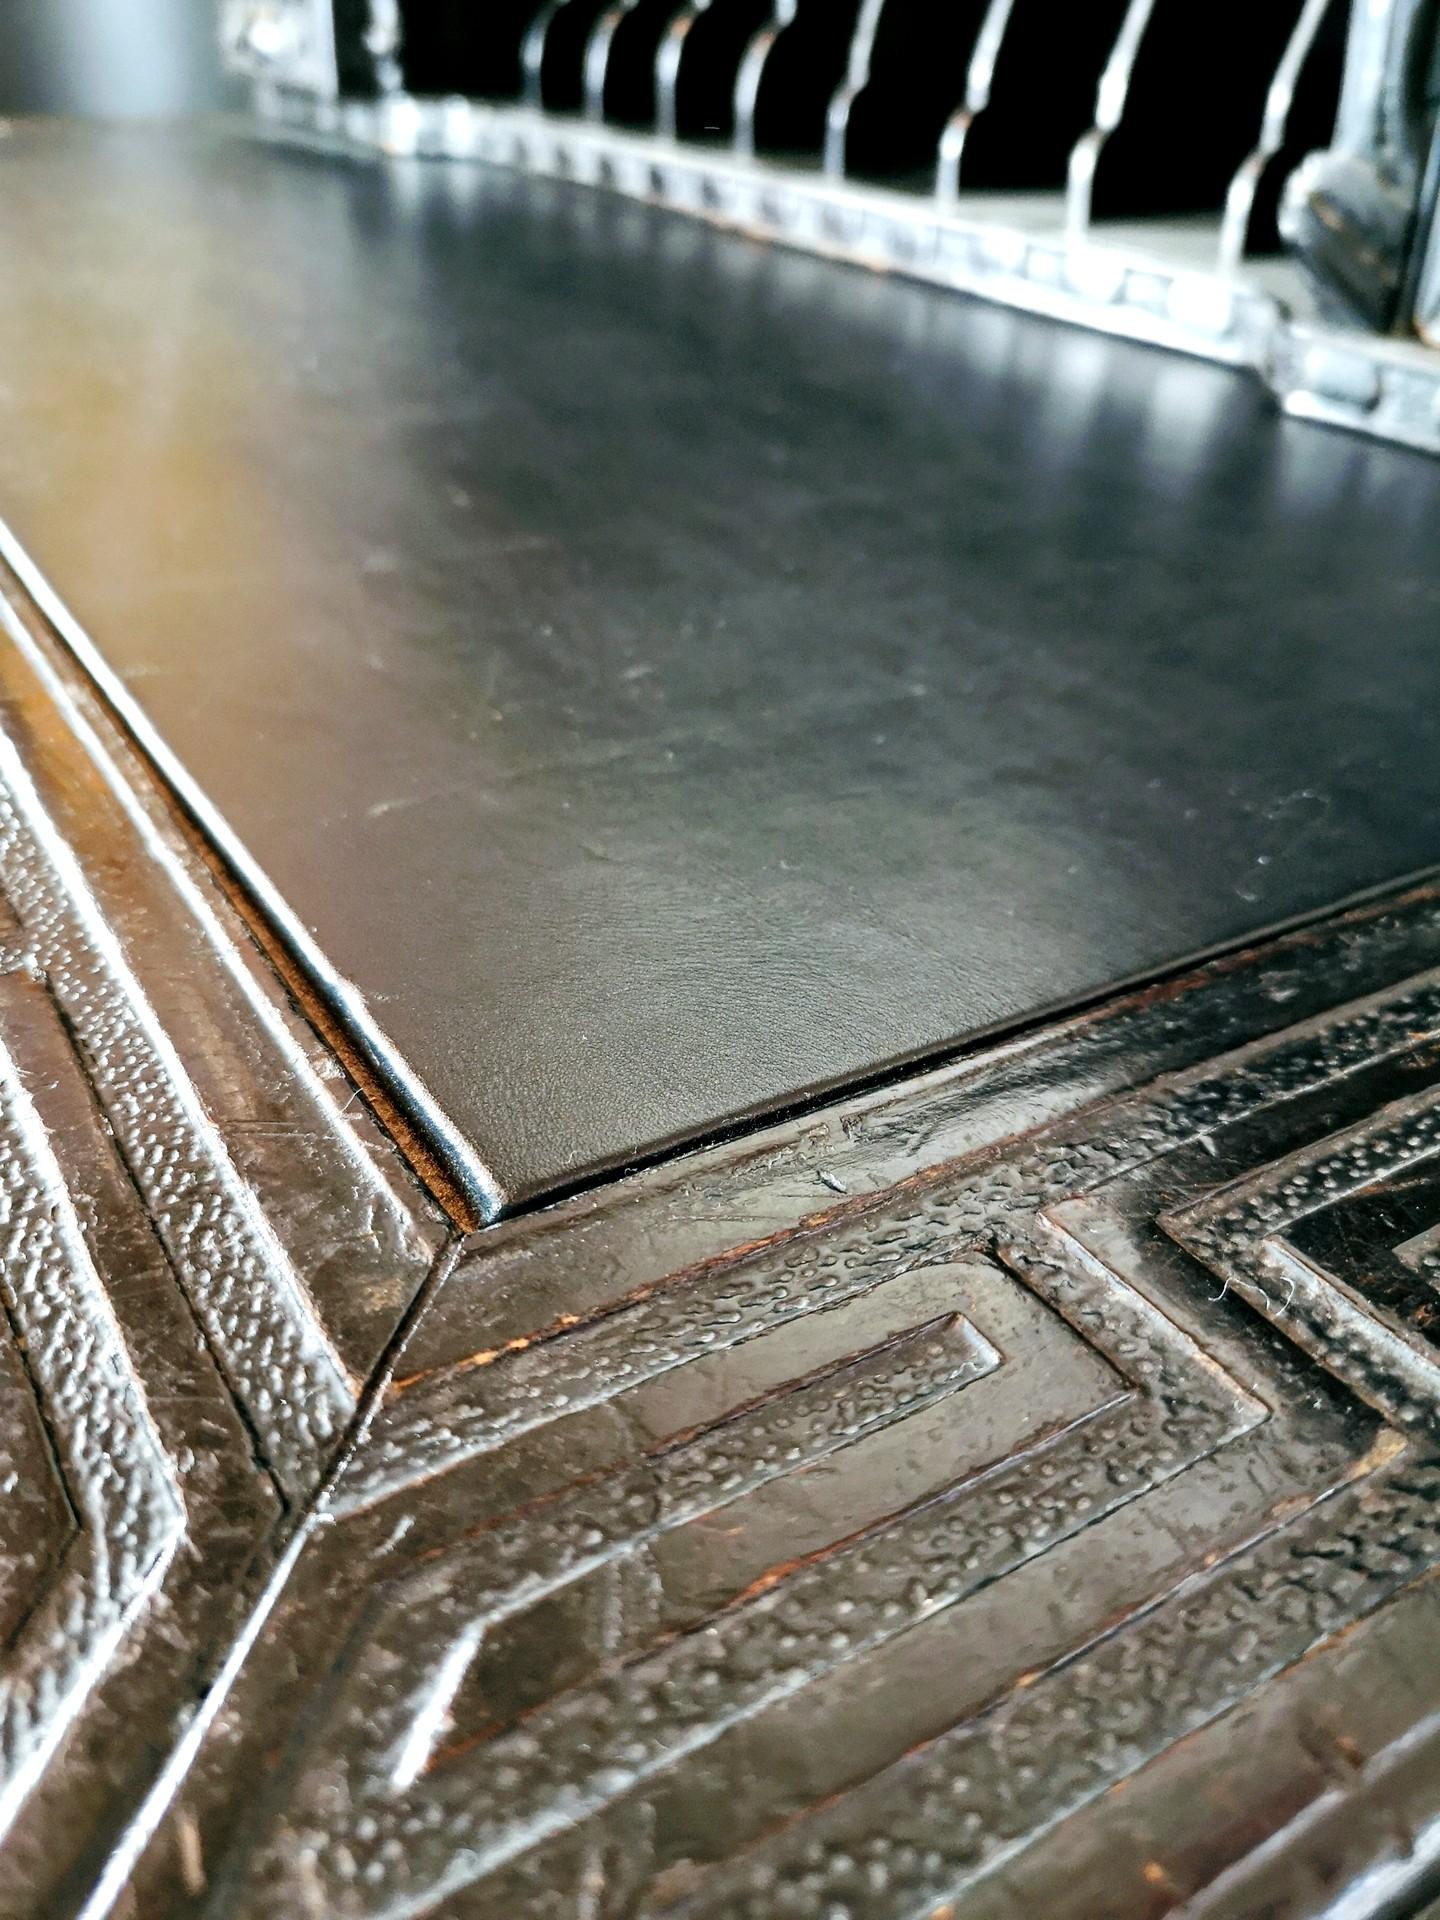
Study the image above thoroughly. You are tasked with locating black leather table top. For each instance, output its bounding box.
[2,119,1440,1218]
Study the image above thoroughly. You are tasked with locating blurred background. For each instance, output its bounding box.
[0,0,226,115]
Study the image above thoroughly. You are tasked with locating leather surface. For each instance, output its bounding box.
[2,120,1440,1215]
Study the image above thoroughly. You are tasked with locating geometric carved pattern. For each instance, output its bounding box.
[0,973,183,1839]
[0,568,443,1918]
[0,731,354,1497]
[4,554,1440,1914]
[129,887,1440,1918]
